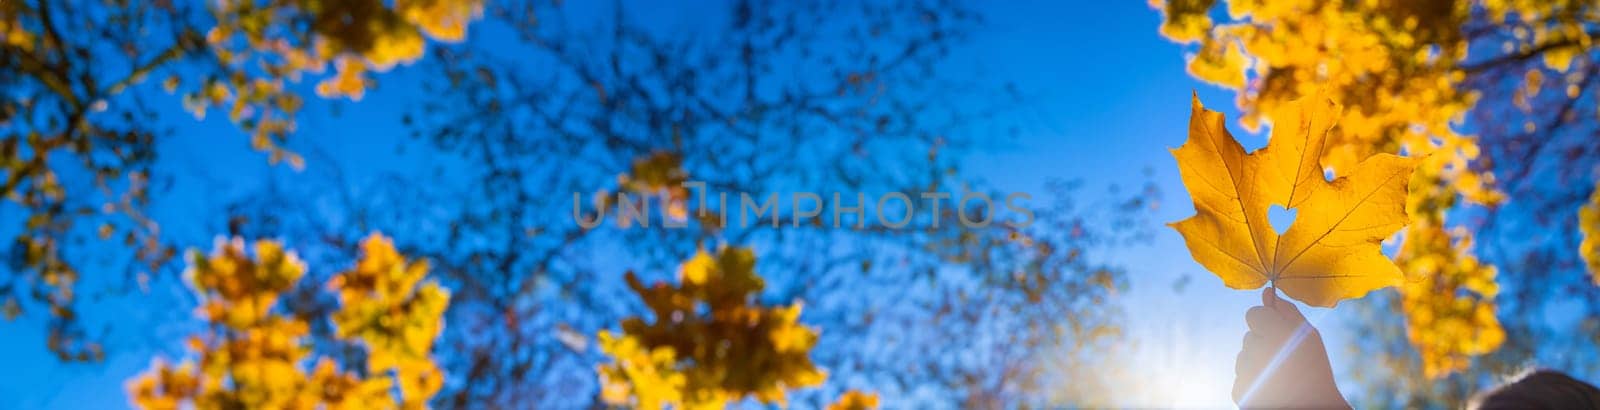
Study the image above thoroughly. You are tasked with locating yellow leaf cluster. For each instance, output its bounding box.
[1153,0,1509,378]
[826,390,881,410]
[1172,92,1416,307]
[128,234,449,410]
[618,151,693,222]
[1187,39,1250,90]
[184,0,484,165]
[1396,221,1504,378]
[328,234,452,407]
[0,12,33,52]
[623,152,690,194]
[1152,0,1217,43]
[597,332,688,409]
[1154,0,1490,201]
[397,0,484,42]
[596,247,826,409]
[1582,183,1600,285]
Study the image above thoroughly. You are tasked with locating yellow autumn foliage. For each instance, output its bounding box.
[1396,221,1504,378]
[619,151,693,222]
[328,234,451,407]
[596,247,826,409]
[1152,0,1518,378]
[184,0,484,166]
[128,234,448,410]
[1582,184,1600,285]
[826,390,881,410]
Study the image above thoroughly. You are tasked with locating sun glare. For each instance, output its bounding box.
[1125,324,1237,409]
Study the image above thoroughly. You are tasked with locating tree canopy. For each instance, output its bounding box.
[4,0,1155,408]
[1156,0,1600,405]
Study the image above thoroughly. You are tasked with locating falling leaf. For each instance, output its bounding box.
[1169,91,1418,307]
[555,323,587,352]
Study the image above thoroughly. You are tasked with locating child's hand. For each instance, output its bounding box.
[1233,287,1350,409]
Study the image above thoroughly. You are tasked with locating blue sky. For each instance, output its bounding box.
[0,1,1384,408]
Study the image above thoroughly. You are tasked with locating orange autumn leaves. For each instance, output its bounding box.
[1151,0,1508,378]
[596,246,878,410]
[186,0,484,167]
[127,234,449,410]
[1172,92,1417,307]
[131,237,875,409]
[204,0,484,102]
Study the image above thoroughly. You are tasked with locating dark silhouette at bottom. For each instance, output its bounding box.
[1233,287,1600,409]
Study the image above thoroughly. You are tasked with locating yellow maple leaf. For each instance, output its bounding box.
[1170,91,1418,306]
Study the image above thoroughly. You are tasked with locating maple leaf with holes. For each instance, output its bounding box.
[1170,91,1417,307]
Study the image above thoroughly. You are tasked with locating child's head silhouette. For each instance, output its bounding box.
[1469,369,1600,410]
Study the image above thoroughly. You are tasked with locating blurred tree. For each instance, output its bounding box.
[595,247,825,409]
[1,0,191,362]
[0,0,479,361]
[595,246,886,409]
[221,0,1159,407]
[1155,0,1600,405]
[127,233,448,410]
